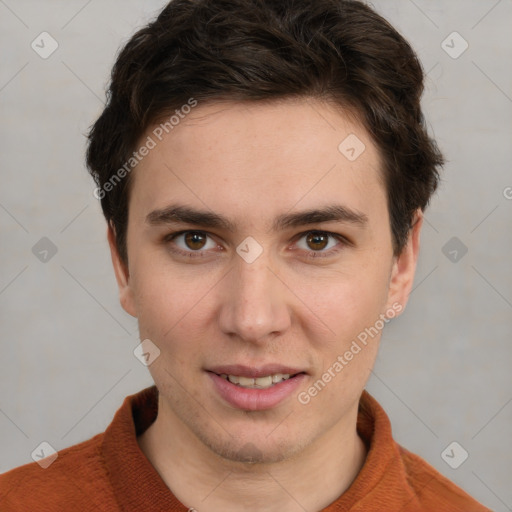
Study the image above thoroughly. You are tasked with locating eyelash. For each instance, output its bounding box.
[163,230,348,260]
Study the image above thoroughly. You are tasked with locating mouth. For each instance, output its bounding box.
[214,372,305,389]
[206,365,307,411]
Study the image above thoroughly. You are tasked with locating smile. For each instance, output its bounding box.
[207,369,307,411]
[219,373,294,389]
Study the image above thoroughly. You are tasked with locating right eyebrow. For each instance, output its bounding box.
[146,204,236,232]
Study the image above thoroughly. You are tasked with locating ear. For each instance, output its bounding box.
[384,210,423,316]
[107,222,137,318]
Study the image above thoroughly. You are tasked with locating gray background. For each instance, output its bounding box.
[1,1,511,510]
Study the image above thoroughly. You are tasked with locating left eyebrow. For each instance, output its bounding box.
[145,203,368,232]
[273,204,368,231]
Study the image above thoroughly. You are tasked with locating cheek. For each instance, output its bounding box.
[308,278,386,396]
[130,266,177,332]
[299,262,391,340]
[129,262,218,345]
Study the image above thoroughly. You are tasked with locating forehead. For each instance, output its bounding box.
[129,98,386,229]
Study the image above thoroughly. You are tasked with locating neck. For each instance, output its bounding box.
[137,396,367,512]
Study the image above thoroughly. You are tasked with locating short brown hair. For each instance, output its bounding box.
[86,0,444,263]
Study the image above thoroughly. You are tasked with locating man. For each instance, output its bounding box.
[0,0,491,510]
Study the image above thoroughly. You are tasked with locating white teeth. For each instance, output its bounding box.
[238,376,255,387]
[222,373,292,389]
[255,376,273,387]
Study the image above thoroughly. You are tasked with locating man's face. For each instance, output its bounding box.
[110,98,419,464]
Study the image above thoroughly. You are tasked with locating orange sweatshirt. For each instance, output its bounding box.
[0,386,491,511]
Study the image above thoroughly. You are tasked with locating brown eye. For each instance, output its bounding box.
[165,230,220,258]
[294,230,345,258]
[305,232,329,251]
[184,231,208,250]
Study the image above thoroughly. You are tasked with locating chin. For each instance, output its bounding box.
[203,434,306,466]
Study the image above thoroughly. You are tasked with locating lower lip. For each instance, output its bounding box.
[207,372,307,411]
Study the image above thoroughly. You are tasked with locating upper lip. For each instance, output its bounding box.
[207,364,306,378]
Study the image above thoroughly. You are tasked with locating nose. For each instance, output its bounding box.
[217,250,292,344]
